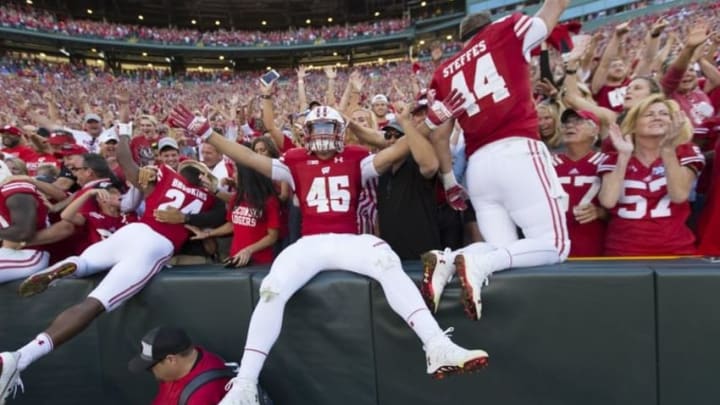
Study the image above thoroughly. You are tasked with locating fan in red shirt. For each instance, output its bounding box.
[128,326,231,405]
[422,0,570,322]
[186,162,281,266]
[169,102,488,403]
[552,109,608,257]
[0,125,39,163]
[598,94,704,256]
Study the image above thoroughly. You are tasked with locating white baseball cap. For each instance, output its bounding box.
[371,94,389,104]
[158,137,179,151]
[98,129,119,144]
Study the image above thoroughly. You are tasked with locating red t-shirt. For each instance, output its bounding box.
[429,13,540,157]
[597,144,704,256]
[1,145,39,164]
[141,165,215,251]
[553,151,608,257]
[151,347,230,405]
[593,78,631,113]
[227,193,281,264]
[130,136,156,167]
[25,153,61,176]
[280,145,371,236]
[661,66,715,128]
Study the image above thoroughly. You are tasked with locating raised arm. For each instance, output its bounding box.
[662,23,710,94]
[591,22,629,95]
[324,66,337,107]
[169,105,273,179]
[633,18,668,77]
[535,0,570,34]
[296,65,308,112]
[396,105,439,179]
[259,82,287,151]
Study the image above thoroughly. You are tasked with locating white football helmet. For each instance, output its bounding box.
[303,106,345,153]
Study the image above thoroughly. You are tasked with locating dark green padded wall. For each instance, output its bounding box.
[1,260,716,405]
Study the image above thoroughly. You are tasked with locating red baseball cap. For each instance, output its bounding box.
[0,125,22,137]
[56,143,88,157]
[561,109,600,127]
[48,130,76,146]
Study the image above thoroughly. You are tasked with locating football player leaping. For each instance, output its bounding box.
[167,97,488,405]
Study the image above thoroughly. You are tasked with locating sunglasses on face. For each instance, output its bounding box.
[384,130,404,140]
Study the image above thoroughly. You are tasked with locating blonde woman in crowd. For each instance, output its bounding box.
[597,94,704,256]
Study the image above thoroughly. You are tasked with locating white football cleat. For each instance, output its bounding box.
[218,376,260,405]
[454,253,492,320]
[420,248,455,313]
[0,352,23,405]
[424,328,488,379]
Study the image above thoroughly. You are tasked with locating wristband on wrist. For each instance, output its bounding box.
[260,95,272,100]
[651,32,661,38]
[118,123,132,137]
[565,69,577,75]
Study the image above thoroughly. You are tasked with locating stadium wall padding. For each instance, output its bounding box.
[1,260,718,405]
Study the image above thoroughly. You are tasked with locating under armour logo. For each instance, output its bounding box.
[334,157,343,163]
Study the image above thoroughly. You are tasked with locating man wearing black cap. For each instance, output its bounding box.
[129,326,231,405]
[376,115,444,260]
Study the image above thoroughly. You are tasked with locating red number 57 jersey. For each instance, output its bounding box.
[430,13,546,157]
[597,144,705,256]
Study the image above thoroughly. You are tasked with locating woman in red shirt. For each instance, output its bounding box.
[187,163,280,266]
[597,94,705,256]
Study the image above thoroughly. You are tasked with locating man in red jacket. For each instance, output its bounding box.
[129,326,231,405]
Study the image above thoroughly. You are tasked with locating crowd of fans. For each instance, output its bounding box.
[0,3,410,46]
[0,2,717,271]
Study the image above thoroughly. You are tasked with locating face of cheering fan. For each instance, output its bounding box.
[635,102,671,138]
[624,78,654,109]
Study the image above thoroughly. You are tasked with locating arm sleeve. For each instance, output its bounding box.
[520,17,549,61]
[360,154,380,185]
[188,197,227,228]
[271,159,295,190]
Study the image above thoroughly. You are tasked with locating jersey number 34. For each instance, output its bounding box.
[451,54,510,116]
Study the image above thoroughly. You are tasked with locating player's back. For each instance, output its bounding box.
[430,13,540,157]
[142,165,215,250]
[0,180,48,232]
[282,145,370,236]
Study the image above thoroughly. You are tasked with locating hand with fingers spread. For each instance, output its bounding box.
[424,88,466,130]
[686,22,710,48]
[660,111,686,151]
[296,65,307,80]
[323,66,337,80]
[168,104,213,141]
[608,123,633,155]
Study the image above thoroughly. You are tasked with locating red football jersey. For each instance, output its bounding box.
[0,181,48,233]
[553,151,608,257]
[72,200,130,255]
[1,145,39,164]
[227,194,281,264]
[280,145,372,235]
[141,165,215,251]
[597,144,705,256]
[593,78,630,113]
[429,13,543,157]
